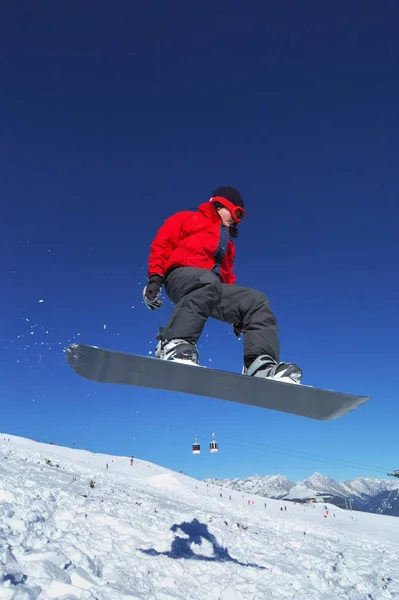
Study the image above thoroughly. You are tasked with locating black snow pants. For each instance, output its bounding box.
[158,267,280,362]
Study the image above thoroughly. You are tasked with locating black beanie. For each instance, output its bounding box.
[212,186,244,208]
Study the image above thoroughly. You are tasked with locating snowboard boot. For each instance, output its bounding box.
[155,338,199,366]
[244,354,302,384]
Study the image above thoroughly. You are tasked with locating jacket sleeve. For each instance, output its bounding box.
[148,212,186,277]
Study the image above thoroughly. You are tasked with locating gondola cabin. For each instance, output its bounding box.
[192,436,200,454]
[209,440,218,453]
[192,442,200,454]
[209,432,218,453]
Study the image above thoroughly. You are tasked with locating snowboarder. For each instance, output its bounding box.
[143,187,301,383]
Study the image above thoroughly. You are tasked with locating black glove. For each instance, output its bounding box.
[143,274,164,311]
[233,322,244,338]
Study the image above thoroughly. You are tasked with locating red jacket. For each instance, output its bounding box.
[148,202,236,284]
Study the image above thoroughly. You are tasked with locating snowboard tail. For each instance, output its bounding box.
[66,344,370,421]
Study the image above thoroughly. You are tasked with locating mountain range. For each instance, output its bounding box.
[204,472,399,516]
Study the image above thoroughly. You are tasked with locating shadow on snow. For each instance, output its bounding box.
[140,518,265,569]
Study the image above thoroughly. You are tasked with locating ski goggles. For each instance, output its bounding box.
[210,196,246,222]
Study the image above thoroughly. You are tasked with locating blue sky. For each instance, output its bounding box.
[1,2,398,483]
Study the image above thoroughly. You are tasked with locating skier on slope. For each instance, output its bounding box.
[143,187,301,384]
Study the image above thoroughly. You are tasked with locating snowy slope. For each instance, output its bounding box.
[1,434,399,600]
[284,484,319,500]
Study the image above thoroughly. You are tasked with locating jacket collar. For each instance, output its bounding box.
[197,201,221,223]
[197,202,239,238]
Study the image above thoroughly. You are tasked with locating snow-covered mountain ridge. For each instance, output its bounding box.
[205,472,399,516]
[1,433,399,599]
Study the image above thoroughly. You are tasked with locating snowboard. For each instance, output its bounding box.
[66,344,370,421]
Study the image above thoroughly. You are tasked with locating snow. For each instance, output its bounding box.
[284,484,319,500]
[1,435,399,600]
